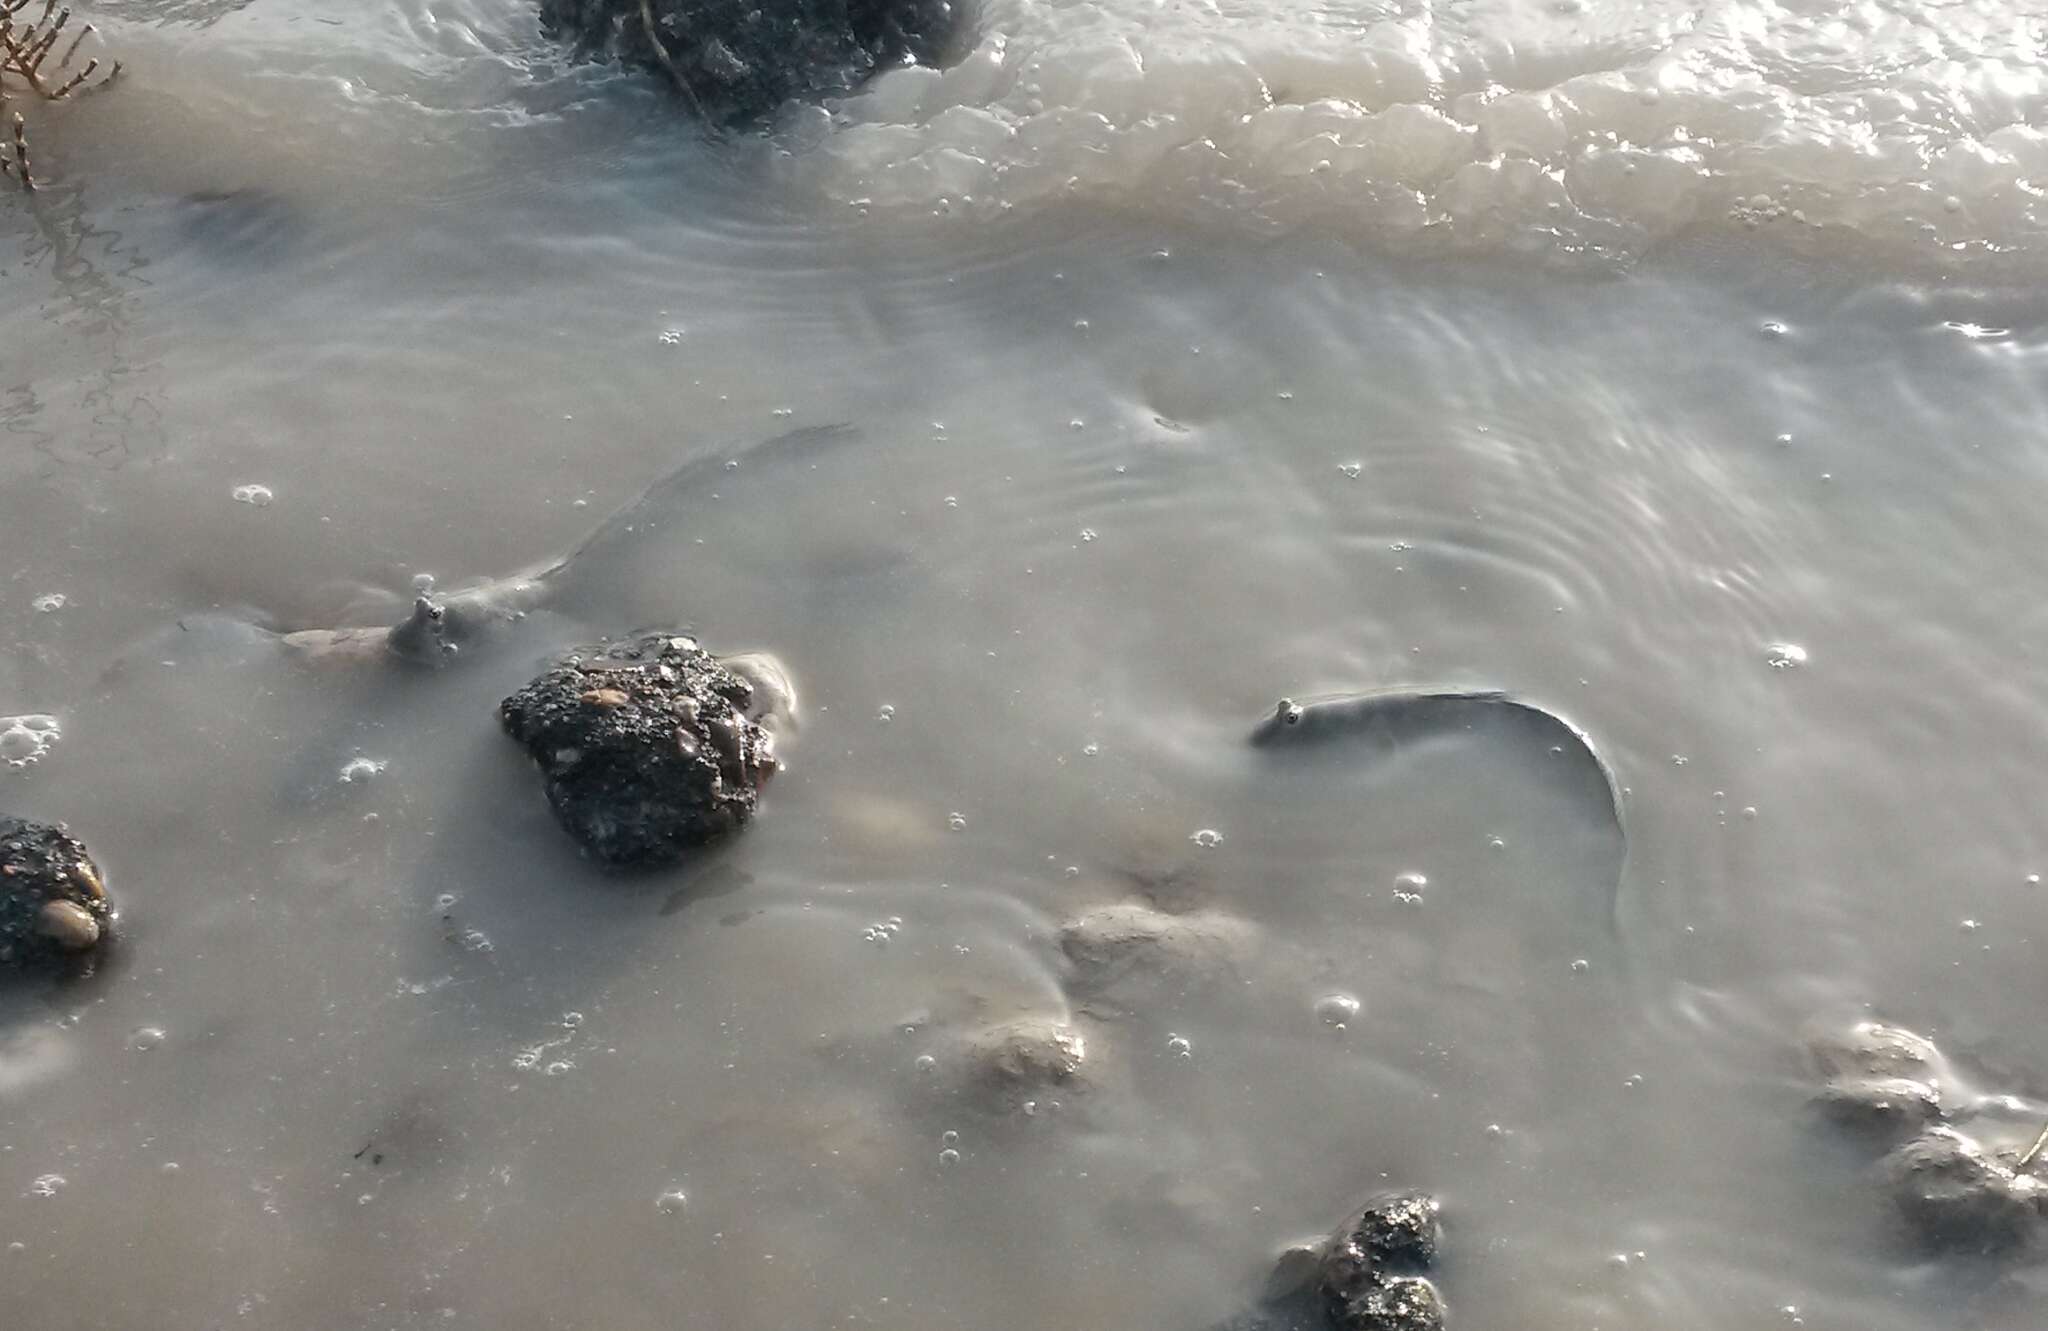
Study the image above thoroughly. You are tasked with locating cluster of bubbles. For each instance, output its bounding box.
[1764,642,1808,669]
[1391,871,1427,905]
[230,483,275,507]
[30,593,65,613]
[863,915,905,945]
[338,756,387,784]
[512,1012,585,1075]
[1189,828,1224,849]
[0,714,60,769]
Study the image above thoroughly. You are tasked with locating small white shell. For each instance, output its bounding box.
[37,899,100,951]
[718,652,799,731]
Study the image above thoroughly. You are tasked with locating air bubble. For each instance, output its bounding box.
[656,1188,689,1214]
[230,484,275,506]
[1166,1034,1193,1059]
[1764,642,1808,669]
[1079,528,1098,543]
[1392,871,1427,904]
[947,812,967,832]
[1570,958,1591,973]
[30,594,65,613]
[339,757,387,784]
[938,1148,961,1167]
[1081,742,1100,757]
[27,1175,64,1198]
[1189,828,1223,849]
[1315,993,1361,1027]
[129,1026,166,1052]
[914,1054,937,1074]
[1337,462,1363,479]
[877,704,896,723]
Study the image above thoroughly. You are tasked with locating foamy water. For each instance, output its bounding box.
[797,0,2048,268]
[4,1,2048,1329]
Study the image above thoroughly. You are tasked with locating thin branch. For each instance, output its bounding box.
[10,111,31,191]
[635,0,704,120]
[2018,1117,2048,1173]
[58,18,87,67]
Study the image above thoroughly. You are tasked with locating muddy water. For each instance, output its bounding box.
[6,0,2048,1327]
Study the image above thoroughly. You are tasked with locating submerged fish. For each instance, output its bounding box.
[1250,685,1627,917]
[270,423,865,679]
[1251,687,1624,835]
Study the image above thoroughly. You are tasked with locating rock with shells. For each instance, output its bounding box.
[1,0,122,192]
[0,816,112,965]
[498,633,785,868]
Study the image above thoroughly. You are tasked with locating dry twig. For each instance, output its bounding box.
[2018,1117,2048,1173]
[0,0,121,190]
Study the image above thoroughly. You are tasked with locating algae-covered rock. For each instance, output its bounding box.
[0,817,113,966]
[498,634,780,868]
[537,0,961,126]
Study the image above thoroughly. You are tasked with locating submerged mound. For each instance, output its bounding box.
[537,0,961,125]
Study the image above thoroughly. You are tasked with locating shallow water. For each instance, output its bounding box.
[6,0,2048,1327]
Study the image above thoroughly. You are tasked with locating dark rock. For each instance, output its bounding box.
[498,634,778,868]
[1330,1277,1447,1331]
[0,817,113,966]
[536,0,963,126]
[1882,1126,2046,1255]
[1320,1192,1445,1331]
[1210,1192,1448,1331]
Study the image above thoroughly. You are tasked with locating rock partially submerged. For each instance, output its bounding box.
[911,1013,1092,1117]
[498,634,781,868]
[1884,1125,2046,1254]
[1806,1019,2048,1255]
[537,0,961,126]
[1318,1193,1448,1331]
[1223,1192,1448,1331]
[0,817,113,966]
[1058,901,1257,1000]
